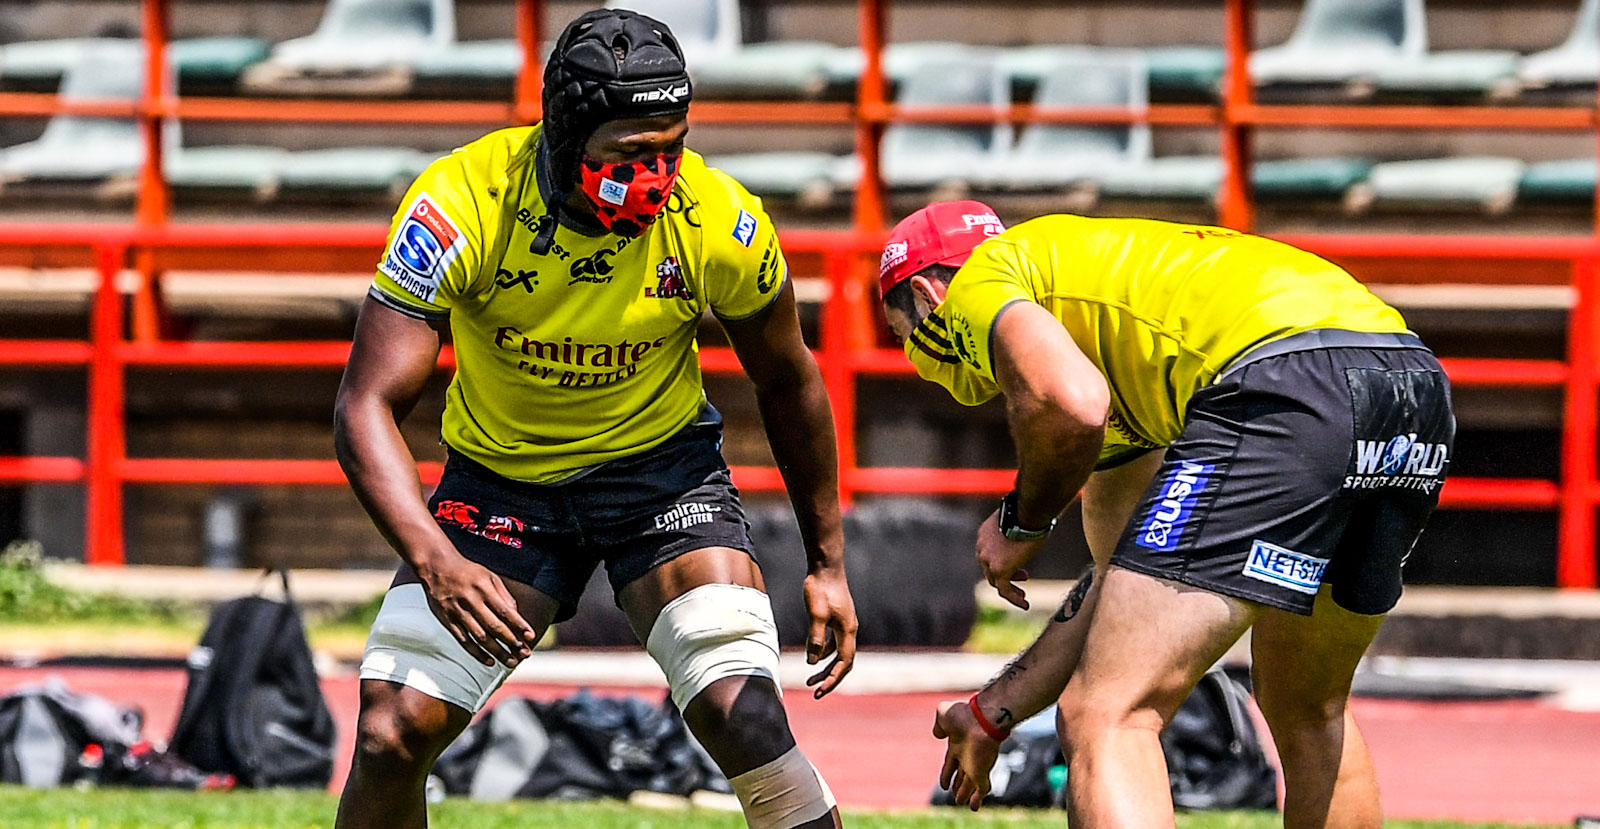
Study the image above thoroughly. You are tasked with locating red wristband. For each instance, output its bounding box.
[967,694,1011,742]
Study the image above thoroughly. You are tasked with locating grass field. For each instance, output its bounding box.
[0,787,1567,829]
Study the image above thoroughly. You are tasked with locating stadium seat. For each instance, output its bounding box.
[1251,0,1427,87]
[245,0,454,91]
[703,152,839,204]
[411,39,521,82]
[1145,46,1226,101]
[1097,156,1372,202]
[1373,50,1522,99]
[1519,158,1598,204]
[1520,0,1600,89]
[982,48,1151,191]
[1351,156,1527,214]
[822,42,973,89]
[608,0,740,66]
[0,37,267,89]
[274,147,433,196]
[0,40,177,185]
[165,146,287,195]
[859,48,1011,190]
[694,41,841,99]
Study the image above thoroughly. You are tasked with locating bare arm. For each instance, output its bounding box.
[335,297,533,667]
[720,281,858,697]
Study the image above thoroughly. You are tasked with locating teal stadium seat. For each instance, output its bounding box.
[1373,49,1521,100]
[165,146,287,195]
[983,49,1151,190]
[1145,47,1226,101]
[1097,156,1372,202]
[1353,156,1527,214]
[244,0,454,93]
[0,40,177,185]
[275,147,433,197]
[0,37,267,88]
[1519,159,1598,205]
[1251,0,1427,88]
[1520,0,1599,90]
[865,48,1011,190]
[412,39,521,82]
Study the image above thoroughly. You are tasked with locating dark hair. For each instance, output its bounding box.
[882,263,958,319]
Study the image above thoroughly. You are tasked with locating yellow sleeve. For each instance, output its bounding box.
[697,169,787,321]
[370,152,484,321]
[940,239,1039,383]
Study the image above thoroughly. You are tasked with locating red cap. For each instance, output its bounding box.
[878,200,1005,298]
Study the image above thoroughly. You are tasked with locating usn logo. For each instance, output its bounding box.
[1241,540,1328,595]
[1135,460,1214,553]
[733,209,758,247]
[379,192,464,303]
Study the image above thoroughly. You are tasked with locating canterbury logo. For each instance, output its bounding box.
[631,83,689,104]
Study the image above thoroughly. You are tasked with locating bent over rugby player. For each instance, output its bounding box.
[334,11,856,829]
[882,202,1453,827]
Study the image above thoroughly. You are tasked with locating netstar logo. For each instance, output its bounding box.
[1136,460,1213,553]
[1241,540,1328,595]
[963,213,1004,235]
[631,83,689,104]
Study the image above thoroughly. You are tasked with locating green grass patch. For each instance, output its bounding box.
[0,543,188,626]
[966,604,1047,655]
[0,786,1564,829]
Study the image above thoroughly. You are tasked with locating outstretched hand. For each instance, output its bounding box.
[933,700,1004,811]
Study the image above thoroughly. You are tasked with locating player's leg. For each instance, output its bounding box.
[1250,588,1384,829]
[1057,566,1259,828]
[619,546,839,829]
[337,566,562,829]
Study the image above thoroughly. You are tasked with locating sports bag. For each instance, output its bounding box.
[0,677,141,787]
[432,690,728,801]
[169,570,335,788]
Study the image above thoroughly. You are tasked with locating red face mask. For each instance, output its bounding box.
[578,153,681,237]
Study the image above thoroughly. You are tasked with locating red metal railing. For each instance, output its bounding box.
[0,0,1596,585]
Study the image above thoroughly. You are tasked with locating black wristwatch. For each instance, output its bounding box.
[998,490,1056,541]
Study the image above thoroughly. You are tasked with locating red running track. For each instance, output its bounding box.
[2,666,1596,825]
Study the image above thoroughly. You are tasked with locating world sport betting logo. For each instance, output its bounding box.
[1343,432,1449,493]
[380,192,465,303]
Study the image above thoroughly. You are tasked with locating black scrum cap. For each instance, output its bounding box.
[541,9,692,200]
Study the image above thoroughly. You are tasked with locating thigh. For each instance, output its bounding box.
[1250,586,1385,719]
[1067,564,1258,721]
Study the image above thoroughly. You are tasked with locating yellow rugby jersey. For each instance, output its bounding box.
[370,125,787,483]
[919,215,1409,464]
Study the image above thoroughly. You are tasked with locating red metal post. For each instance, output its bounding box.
[820,250,859,507]
[1558,259,1599,588]
[851,0,888,232]
[1218,0,1254,230]
[513,0,544,124]
[86,244,128,566]
[132,0,172,343]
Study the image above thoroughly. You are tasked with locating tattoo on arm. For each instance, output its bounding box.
[995,707,1014,726]
[998,661,1027,683]
[1051,568,1094,624]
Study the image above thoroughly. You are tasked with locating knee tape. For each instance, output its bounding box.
[729,746,837,829]
[644,583,782,711]
[359,583,510,713]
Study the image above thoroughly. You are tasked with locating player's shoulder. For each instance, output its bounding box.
[415,125,537,190]
[676,150,773,257]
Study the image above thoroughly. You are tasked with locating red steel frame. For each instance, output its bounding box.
[0,0,1596,586]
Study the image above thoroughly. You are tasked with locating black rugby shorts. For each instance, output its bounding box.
[1110,331,1456,616]
[425,408,755,623]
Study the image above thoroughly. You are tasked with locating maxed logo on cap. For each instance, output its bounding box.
[379,192,465,303]
[1344,432,1449,493]
[733,209,758,247]
[631,83,689,104]
[1135,459,1214,553]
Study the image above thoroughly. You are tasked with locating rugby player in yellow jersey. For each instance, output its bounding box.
[333,11,855,829]
[881,202,1454,827]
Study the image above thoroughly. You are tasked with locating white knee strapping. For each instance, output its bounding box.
[644,583,782,711]
[359,583,510,713]
[728,746,837,829]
